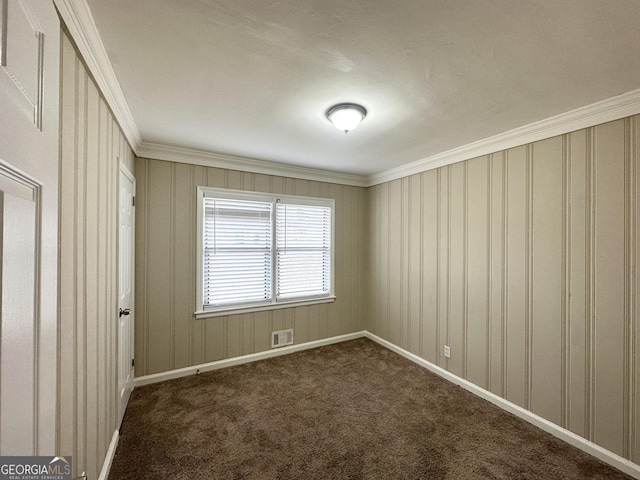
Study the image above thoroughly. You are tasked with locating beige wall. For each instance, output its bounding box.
[58,32,135,479]
[367,116,639,462]
[135,158,367,376]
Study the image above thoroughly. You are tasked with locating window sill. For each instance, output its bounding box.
[194,296,336,319]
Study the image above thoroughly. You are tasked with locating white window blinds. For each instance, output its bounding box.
[203,197,272,307]
[276,202,331,299]
[198,187,334,315]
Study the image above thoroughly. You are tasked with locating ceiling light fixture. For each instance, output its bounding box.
[326,103,367,134]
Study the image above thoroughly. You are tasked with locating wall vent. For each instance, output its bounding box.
[271,328,294,348]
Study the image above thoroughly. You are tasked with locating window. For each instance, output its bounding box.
[196,187,334,317]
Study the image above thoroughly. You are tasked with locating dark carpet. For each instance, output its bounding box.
[109,338,633,479]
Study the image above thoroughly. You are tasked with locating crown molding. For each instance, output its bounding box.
[367,88,640,186]
[54,0,142,151]
[137,142,368,187]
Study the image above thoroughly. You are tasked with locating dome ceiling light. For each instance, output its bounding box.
[326,103,367,134]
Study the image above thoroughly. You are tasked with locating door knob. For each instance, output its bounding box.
[119,308,131,317]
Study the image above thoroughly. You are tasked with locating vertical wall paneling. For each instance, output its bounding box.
[108,119,116,434]
[408,175,421,356]
[624,115,636,461]
[136,157,148,374]
[401,178,410,350]
[369,185,378,336]
[593,120,626,456]
[58,32,135,479]
[388,180,402,347]
[381,183,389,340]
[57,33,75,460]
[367,114,640,465]
[530,137,563,425]
[334,186,348,338]
[327,183,344,338]
[356,184,367,333]
[525,145,533,412]
[634,116,640,463]
[587,126,596,442]
[344,184,353,335]
[562,134,570,429]
[448,163,465,376]
[77,59,88,472]
[373,184,382,337]
[505,146,527,408]
[173,164,193,369]
[370,184,378,337]
[488,153,505,395]
[136,158,367,375]
[169,164,176,368]
[568,129,587,438]
[462,162,469,380]
[84,76,99,477]
[146,161,172,372]
[97,89,107,460]
[422,171,438,363]
[500,153,508,397]
[227,315,242,359]
[466,157,489,389]
[438,169,448,368]
[254,311,271,352]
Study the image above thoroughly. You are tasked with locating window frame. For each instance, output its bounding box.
[195,186,335,319]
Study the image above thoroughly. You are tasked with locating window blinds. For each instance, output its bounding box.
[203,197,272,307]
[200,190,333,313]
[275,202,331,299]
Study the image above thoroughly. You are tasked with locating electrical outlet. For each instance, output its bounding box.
[444,345,451,358]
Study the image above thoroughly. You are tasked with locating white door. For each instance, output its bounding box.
[118,165,135,425]
[0,0,59,455]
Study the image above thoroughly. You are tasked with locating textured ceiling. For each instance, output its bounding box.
[85,0,640,176]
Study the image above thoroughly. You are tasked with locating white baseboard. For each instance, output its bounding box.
[134,331,366,387]
[98,429,119,480]
[365,331,640,480]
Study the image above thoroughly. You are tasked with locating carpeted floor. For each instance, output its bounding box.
[109,338,633,479]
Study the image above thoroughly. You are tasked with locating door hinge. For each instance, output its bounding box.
[131,358,135,368]
[132,196,135,207]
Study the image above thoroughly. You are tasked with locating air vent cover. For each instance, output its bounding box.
[271,328,294,348]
